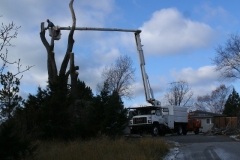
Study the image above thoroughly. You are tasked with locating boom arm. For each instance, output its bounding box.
[134,32,161,107]
[48,25,161,106]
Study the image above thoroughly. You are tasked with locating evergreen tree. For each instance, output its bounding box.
[40,76,72,139]
[92,81,128,136]
[102,90,128,136]
[69,79,95,138]
[223,88,240,116]
[0,72,23,119]
[15,87,50,139]
[76,79,93,100]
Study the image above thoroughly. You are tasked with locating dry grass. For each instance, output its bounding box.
[25,137,171,160]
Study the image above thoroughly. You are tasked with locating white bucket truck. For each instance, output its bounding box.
[128,32,188,136]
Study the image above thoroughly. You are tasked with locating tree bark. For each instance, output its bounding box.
[40,23,58,84]
[60,0,76,76]
[70,52,79,98]
[39,0,78,98]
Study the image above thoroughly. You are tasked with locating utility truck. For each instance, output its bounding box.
[128,32,189,136]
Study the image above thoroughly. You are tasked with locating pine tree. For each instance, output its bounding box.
[88,82,128,137]
[102,90,128,136]
[0,72,23,119]
[223,88,240,116]
[69,79,95,138]
[76,79,93,100]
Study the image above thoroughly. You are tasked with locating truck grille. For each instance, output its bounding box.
[133,117,147,124]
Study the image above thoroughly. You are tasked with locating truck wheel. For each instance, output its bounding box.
[177,125,183,135]
[152,125,159,136]
[194,128,199,135]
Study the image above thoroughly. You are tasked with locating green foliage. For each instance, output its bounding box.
[102,90,128,136]
[223,88,240,116]
[0,120,33,160]
[14,87,51,140]
[90,81,128,137]
[2,76,127,142]
[76,79,93,100]
[0,72,23,119]
[38,76,73,139]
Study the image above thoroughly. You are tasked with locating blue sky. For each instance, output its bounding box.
[1,0,240,107]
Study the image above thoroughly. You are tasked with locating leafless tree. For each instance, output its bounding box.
[0,18,32,77]
[97,55,135,99]
[39,0,79,98]
[195,84,230,113]
[164,80,193,106]
[213,34,240,80]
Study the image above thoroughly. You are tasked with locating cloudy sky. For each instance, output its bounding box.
[1,0,240,107]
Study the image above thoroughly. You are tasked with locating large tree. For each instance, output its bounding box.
[223,88,240,116]
[213,34,240,80]
[40,0,79,99]
[0,17,33,160]
[195,84,230,113]
[0,17,32,120]
[164,80,193,106]
[98,55,135,99]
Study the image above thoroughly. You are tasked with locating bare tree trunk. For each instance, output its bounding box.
[40,23,58,84]
[39,0,78,98]
[60,0,76,76]
[70,53,79,98]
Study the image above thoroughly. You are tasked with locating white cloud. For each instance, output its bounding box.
[170,65,220,85]
[169,65,231,101]
[140,8,217,56]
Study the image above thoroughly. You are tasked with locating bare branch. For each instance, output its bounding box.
[164,80,193,106]
[1,18,33,77]
[99,55,136,99]
[195,84,230,113]
[213,34,240,80]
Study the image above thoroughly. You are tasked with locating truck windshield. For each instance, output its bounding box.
[137,109,161,115]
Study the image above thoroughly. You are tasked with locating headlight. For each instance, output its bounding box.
[148,120,152,123]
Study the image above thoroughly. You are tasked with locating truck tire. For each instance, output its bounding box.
[152,125,159,136]
[194,128,199,135]
[177,125,183,135]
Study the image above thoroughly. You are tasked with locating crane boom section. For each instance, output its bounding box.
[134,33,161,107]
[59,27,141,33]
[49,24,160,106]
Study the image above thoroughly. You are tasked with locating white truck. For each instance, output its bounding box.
[128,106,188,136]
[128,32,188,136]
